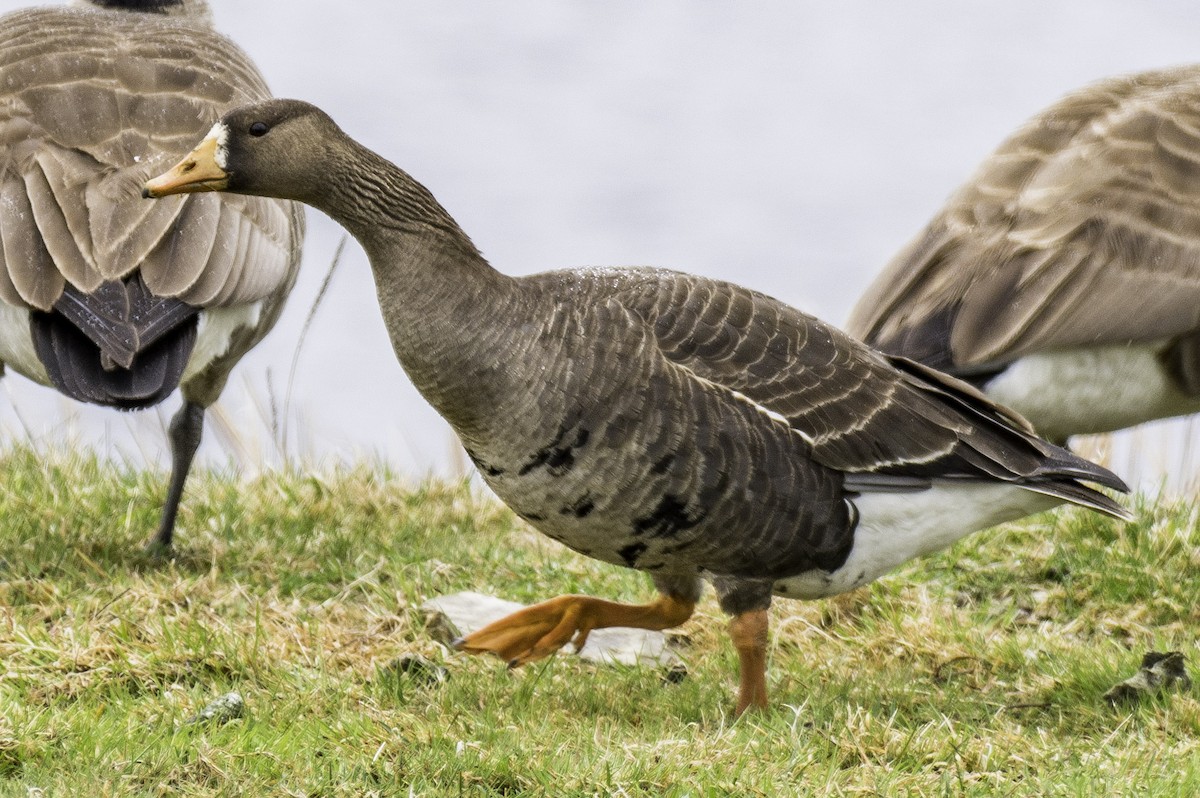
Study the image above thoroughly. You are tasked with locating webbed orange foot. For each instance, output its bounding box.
[454,593,695,667]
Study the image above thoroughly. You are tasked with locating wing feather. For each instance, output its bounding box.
[0,7,299,314]
[22,155,100,291]
[169,201,243,305]
[201,196,299,306]
[0,171,64,309]
[139,191,222,298]
[605,270,1125,502]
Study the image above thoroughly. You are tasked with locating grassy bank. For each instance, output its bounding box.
[0,447,1196,796]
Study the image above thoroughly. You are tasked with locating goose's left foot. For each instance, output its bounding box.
[454,593,695,667]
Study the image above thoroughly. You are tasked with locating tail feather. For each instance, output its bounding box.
[30,308,197,409]
[1019,479,1132,521]
[1033,446,1130,495]
[888,353,1132,515]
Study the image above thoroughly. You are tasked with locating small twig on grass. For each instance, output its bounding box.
[4,380,38,447]
[71,547,109,580]
[932,655,988,683]
[319,556,386,608]
[95,587,133,616]
[997,701,1052,713]
[280,234,349,462]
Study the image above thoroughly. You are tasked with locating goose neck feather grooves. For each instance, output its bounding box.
[315,137,519,437]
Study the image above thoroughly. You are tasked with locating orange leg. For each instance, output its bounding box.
[454,593,695,667]
[729,608,769,715]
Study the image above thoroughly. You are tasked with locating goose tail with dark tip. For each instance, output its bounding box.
[1023,439,1132,521]
[1020,478,1132,522]
[1034,445,1129,494]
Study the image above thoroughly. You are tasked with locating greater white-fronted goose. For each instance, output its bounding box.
[144,100,1130,714]
[0,0,304,549]
[848,66,1200,443]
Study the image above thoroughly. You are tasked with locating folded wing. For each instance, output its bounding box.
[609,270,1128,518]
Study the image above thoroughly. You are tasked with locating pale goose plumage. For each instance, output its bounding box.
[0,0,304,548]
[848,65,1200,442]
[144,100,1129,714]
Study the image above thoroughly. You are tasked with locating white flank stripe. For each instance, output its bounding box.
[772,482,1059,600]
[181,301,263,382]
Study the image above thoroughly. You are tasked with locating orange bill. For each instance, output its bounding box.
[143,134,228,197]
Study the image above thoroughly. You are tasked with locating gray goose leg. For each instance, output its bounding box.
[148,399,204,552]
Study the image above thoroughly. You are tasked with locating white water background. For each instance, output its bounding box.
[2,1,1200,493]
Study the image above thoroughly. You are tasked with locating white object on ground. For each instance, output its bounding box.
[422,591,683,668]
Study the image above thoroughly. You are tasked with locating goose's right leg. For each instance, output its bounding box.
[147,399,204,552]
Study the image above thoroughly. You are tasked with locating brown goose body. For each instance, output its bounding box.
[144,99,1129,713]
[0,1,304,547]
[848,65,1200,441]
[445,266,1118,587]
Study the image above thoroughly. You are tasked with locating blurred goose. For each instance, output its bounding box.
[0,0,304,549]
[849,65,1200,443]
[144,99,1129,714]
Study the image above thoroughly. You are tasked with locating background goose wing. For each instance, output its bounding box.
[0,8,298,313]
[847,64,1200,371]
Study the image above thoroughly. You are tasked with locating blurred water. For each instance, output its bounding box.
[2,0,1200,491]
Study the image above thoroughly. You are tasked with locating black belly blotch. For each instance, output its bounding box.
[519,425,591,477]
[632,494,703,539]
[618,541,648,566]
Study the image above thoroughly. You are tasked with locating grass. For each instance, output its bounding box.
[0,447,1196,797]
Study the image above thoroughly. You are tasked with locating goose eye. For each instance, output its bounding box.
[249,122,269,137]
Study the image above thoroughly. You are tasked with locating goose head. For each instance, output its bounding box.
[144,99,342,205]
[75,0,213,22]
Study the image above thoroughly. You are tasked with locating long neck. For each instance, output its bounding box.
[307,136,521,437]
